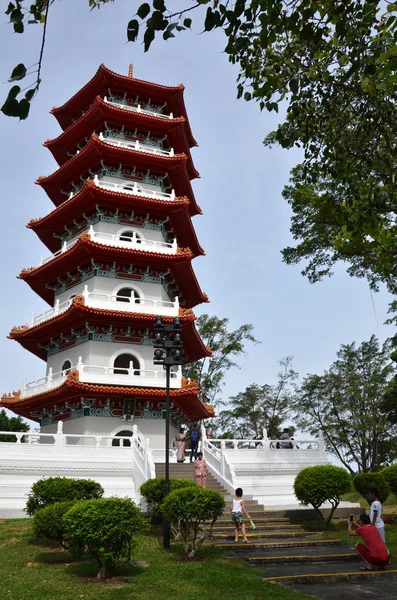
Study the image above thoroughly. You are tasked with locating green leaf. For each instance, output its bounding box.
[244,91,251,101]
[9,64,27,82]
[163,28,175,40]
[289,78,299,94]
[143,27,155,52]
[153,0,165,10]
[387,3,397,13]
[183,18,192,28]
[13,20,24,33]
[137,3,150,19]
[1,95,20,118]
[127,19,139,42]
[19,98,30,120]
[10,8,23,23]
[338,55,349,67]
[5,3,15,16]
[204,7,216,31]
[25,89,35,101]
[8,85,21,99]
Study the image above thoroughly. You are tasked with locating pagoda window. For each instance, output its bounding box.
[113,353,140,376]
[61,360,72,375]
[119,230,142,244]
[116,287,140,305]
[111,430,133,447]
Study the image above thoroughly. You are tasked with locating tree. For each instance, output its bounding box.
[0,409,29,442]
[294,465,351,528]
[217,356,297,439]
[353,472,390,504]
[182,314,259,410]
[293,336,397,474]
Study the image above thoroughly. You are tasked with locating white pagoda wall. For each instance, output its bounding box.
[40,418,178,449]
[56,277,171,305]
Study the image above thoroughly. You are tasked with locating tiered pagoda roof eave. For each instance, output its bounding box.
[36,135,199,211]
[18,233,208,308]
[27,180,204,253]
[0,377,215,422]
[44,96,199,179]
[8,298,211,363]
[51,64,198,147]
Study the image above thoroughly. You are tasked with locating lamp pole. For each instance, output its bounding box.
[153,316,184,550]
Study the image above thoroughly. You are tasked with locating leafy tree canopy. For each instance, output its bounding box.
[293,335,397,474]
[0,409,29,442]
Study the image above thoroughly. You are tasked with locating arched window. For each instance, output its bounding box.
[112,430,133,447]
[116,287,140,304]
[61,360,72,375]
[119,230,141,244]
[113,353,140,376]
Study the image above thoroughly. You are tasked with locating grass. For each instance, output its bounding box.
[342,491,397,513]
[0,519,313,600]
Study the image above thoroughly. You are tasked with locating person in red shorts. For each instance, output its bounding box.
[348,513,390,570]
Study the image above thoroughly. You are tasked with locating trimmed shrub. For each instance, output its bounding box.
[140,477,198,515]
[161,487,225,558]
[64,497,150,579]
[353,472,390,504]
[33,501,82,553]
[26,477,104,516]
[294,465,351,527]
[382,464,397,496]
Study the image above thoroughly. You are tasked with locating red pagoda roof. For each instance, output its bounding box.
[27,180,203,254]
[8,296,211,363]
[1,374,215,422]
[51,64,197,148]
[37,135,198,211]
[45,96,199,179]
[19,232,208,308]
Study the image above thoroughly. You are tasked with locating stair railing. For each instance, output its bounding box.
[201,426,236,494]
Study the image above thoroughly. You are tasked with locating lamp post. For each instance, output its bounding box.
[153,316,184,550]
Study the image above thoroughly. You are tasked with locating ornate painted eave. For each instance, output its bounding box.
[1,375,214,422]
[8,296,211,363]
[44,96,199,179]
[27,180,204,253]
[18,232,207,308]
[36,135,197,210]
[51,64,198,147]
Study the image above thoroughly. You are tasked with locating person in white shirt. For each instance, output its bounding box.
[230,488,251,543]
[369,487,386,545]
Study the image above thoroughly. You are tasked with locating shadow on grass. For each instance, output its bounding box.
[67,560,147,581]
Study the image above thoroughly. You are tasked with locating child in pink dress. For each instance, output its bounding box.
[194,452,209,487]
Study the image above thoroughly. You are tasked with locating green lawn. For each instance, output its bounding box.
[342,491,397,513]
[0,519,313,600]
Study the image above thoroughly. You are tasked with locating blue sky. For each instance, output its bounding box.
[0,1,392,429]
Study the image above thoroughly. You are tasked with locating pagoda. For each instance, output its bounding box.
[1,64,214,448]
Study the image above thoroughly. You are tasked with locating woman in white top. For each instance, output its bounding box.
[369,487,386,545]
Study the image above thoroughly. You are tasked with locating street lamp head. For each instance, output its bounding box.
[173,317,181,326]
[155,316,164,326]
[154,348,164,360]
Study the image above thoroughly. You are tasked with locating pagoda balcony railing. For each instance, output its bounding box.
[103,96,174,120]
[31,288,179,327]
[88,227,177,254]
[22,358,182,398]
[98,132,174,157]
[93,175,176,201]
[36,228,177,271]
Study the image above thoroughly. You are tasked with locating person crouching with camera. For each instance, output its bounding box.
[348,513,390,571]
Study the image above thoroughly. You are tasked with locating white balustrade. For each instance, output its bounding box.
[99,132,175,157]
[39,238,78,266]
[31,298,73,326]
[88,227,177,255]
[20,359,182,398]
[84,287,179,317]
[93,175,176,201]
[201,429,236,494]
[208,438,320,451]
[103,96,174,120]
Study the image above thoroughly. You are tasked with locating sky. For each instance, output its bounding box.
[0,0,393,431]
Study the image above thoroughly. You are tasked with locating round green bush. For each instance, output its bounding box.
[64,497,150,578]
[161,487,225,557]
[26,477,104,516]
[382,464,397,496]
[33,501,80,551]
[294,465,351,526]
[140,477,197,515]
[353,472,390,504]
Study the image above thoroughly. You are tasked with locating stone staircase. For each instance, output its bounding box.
[159,463,397,599]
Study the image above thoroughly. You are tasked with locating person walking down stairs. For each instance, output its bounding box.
[194,452,208,487]
[231,488,251,544]
[176,428,187,463]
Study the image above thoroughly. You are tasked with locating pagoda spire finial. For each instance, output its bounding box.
[128,64,133,78]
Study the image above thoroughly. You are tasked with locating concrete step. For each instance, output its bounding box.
[213,530,311,540]
[292,576,397,599]
[209,524,303,532]
[261,564,397,585]
[247,547,361,564]
[215,539,342,552]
